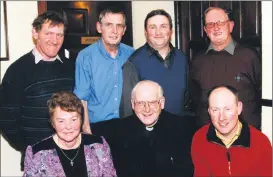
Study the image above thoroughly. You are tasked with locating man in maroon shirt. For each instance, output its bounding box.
[190,7,261,130]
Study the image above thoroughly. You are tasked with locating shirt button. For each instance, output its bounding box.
[115,98,117,101]
[114,85,117,88]
[114,72,117,74]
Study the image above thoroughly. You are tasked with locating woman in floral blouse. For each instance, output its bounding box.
[23,91,116,177]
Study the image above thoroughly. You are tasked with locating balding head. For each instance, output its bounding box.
[131,80,165,126]
[131,80,164,101]
[207,85,243,139]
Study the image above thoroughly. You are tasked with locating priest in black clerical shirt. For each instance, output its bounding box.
[92,80,195,177]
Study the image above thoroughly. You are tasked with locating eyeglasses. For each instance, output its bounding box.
[134,99,161,109]
[101,22,125,31]
[205,20,230,29]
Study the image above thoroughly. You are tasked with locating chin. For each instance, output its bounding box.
[217,127,232,134]
[144,120,156,126]
[60,133,79,141]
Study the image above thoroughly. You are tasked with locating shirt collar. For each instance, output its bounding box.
[215,121,242,147]
[145,42,175,69]
[146,42,175,57]
[205,38,236,55]
[98,38,121,60]
[32,47,62,64]
[206,119,250,148]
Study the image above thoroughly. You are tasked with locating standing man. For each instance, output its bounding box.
[0,11,75,169]
[128,9,188,117]
[191,85,272,177]
[190,7,261,129]
[74,8,134,132]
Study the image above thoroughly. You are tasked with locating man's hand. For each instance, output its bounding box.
[82,123,92,134]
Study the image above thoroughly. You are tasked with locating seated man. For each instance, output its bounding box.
[191,85,272,177]
[92,80,195,177]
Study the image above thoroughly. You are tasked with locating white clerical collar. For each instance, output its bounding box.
[32,47,62,64]
[145,118,159,131]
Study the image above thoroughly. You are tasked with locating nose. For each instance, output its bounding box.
[143,103,151,112]
[112,25,118,34]
[219,110,225,121]
[155,28,160,35]
[50,34,58,44]
[65,121,72,129]
[213,23,220,30]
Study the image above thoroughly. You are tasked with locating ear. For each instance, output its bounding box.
[237,101,243,115]
[122,25,127,35]
[160,96,165,109]
[228,20,235,33]
[204,26,208,36]
[50,118,55,129]
[131,99,135,110]
[96,22,102,34]
[144,28,148,38]
[32,28,39,40]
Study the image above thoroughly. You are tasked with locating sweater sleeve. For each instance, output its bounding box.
[0,63,25,151]
[258,134,272,176]
[248,49,261,97]
[191,132,211,177]
[189,57,202,111]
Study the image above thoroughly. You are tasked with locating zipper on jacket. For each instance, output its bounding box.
[226,150,232,176]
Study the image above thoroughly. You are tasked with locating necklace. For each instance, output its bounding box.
[57,137,81,167]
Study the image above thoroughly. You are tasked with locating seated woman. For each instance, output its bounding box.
[23,91,116,177]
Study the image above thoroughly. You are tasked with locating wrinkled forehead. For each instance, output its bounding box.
[205,9,229,22]
[135,85,159,101]
[41,20,64,31]
[101,12,125,23]
[208,88,237,106]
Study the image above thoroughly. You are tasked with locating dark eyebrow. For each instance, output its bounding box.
[56,116,78,119]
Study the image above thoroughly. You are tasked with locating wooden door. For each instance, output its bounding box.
[38,1,133,60]
[174,1,261,61]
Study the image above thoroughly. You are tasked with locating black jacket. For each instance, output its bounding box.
[119,60,139,118]
[92,111,195,177]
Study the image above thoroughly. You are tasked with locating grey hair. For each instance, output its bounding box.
[203,7,233,25]
[98,8,126,25]
[131,80,164,100]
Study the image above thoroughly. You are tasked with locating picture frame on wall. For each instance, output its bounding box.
[1,1,9,61]
[62,8,89,35]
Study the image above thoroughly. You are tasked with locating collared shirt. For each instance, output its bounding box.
[74,39,134,123]
[216,121,242,148]
[32,47,62,64]
[146,43,175,69]
[205,38,236,55]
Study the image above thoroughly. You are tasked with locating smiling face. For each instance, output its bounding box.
[208,87,243,139]
[204,8,234,50]
[32,21,64,60]
[51,107,82,145]
[132,82,165,126]
[145,15,172,51]
[96,12,126,48]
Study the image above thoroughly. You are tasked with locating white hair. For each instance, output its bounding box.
[131,80,164,100]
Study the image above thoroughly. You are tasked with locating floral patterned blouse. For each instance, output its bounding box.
[23,133,117,177]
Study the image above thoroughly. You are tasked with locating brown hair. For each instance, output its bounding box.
[47,91,84,123]
[32,11,67,33]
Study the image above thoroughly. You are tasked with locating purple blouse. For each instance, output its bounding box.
[23,134,117,177]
